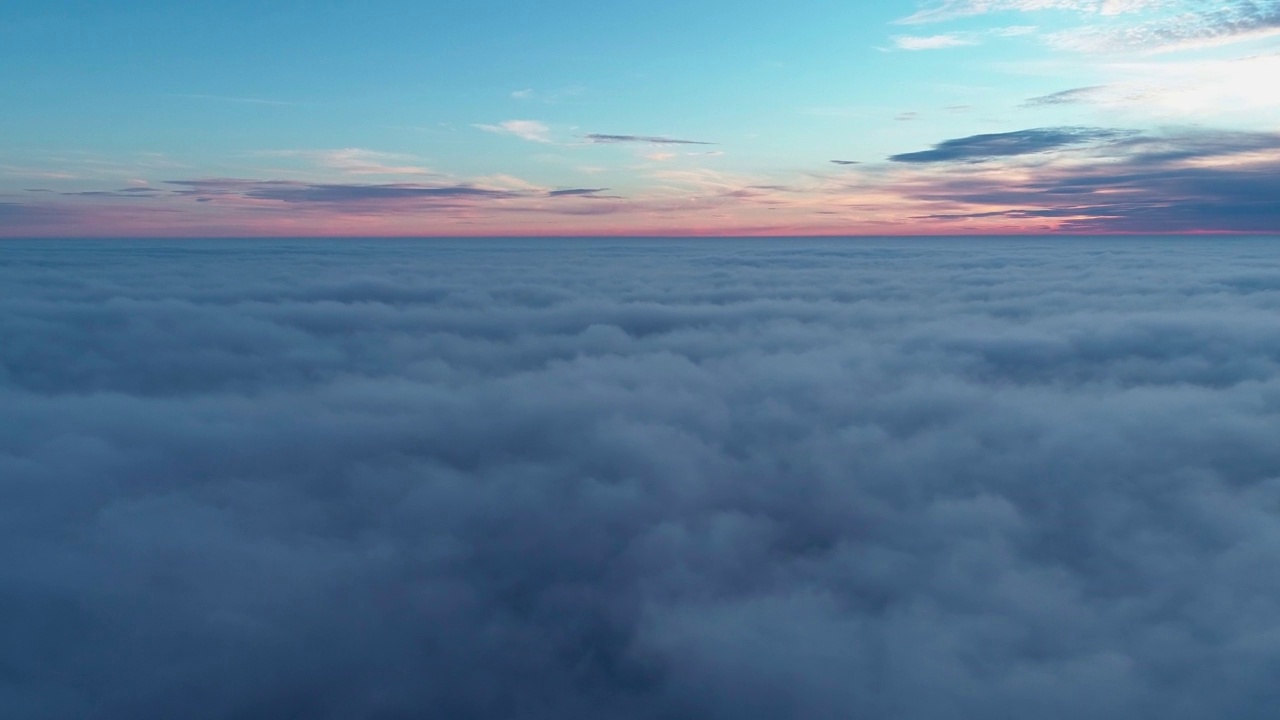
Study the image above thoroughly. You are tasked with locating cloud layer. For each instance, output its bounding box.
[4,238,1280,719]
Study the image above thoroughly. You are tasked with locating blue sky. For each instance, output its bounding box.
[3,0,1279,235]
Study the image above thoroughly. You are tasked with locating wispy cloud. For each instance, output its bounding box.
[509,86,585,103]
[158,179,629,210]
[1,165,80,180]
[994,24,1041,35]
[890,22,1049,49]
[260,148,438,176]
[899,0,1280,52]
[475,120,553,143]
[892,33,979,50]
[897,0,1163,25]
[241,183,517,204]
[1021,53,1280,118]
[1050,1,1280,51]
[888,127,1280,231]
[163,179,521,206]
[582,134,715,145]
[1021,85,1111,106]
[889,127,1134,163]
[546,187,611,197]
[61,187,164,198]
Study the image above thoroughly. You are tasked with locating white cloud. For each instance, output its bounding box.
[897,0,1280,53]
[262,148,437,176]
[1050,4,1280,52]
[897,0,1166,24]
[475,120,553,143]
[893,33,980,49]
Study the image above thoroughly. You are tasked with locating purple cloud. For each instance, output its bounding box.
[902,128,1280,232]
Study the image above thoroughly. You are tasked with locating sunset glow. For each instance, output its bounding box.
[3,1,1279,236]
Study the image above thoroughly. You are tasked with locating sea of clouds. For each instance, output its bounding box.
[3,237,1280,719]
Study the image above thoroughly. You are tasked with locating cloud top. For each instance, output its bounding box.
[4,238,1280,718]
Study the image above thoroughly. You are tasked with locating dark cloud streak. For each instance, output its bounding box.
[889,127,1134,163]
[583,133,714,145]
[896,127,1280,231]
[1021,85,1107,107]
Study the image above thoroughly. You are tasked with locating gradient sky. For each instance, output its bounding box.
[3,0,1279,236]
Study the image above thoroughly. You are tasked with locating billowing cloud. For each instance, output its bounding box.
[889,126,1133,163]
[5,239,1280,718]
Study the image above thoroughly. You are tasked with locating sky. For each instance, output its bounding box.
[2,0,1280,236]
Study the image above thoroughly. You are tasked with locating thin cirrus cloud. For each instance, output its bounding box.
[892,33,979,49]
[1049,1,1280,51]
[896,0,1164,25]
[898,0,1280,52]
[260,149,438,176]
[888,126,1133,163]
[582,134,715,145]
[474,120,554,143]
[1020,52,1280,117]
[1021,85,1111,107]
[546,187,614,197]
[162,179,622,206]
[510,86,585,102]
